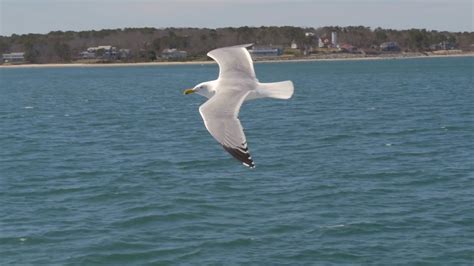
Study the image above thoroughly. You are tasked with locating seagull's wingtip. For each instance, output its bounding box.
[243,162,256,169]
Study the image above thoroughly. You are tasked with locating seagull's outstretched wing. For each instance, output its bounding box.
[207,44,256,80]
[199,89,255,168]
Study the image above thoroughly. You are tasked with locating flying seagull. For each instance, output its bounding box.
[184,44,294,168]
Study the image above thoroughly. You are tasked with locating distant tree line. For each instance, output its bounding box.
[0,26,472,63]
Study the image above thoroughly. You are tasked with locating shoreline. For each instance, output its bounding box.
[1,52,473,69]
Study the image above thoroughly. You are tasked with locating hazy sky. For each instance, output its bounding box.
[0,0,472,36]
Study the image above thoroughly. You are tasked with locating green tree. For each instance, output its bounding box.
[209,29,218,41]
[375,28,387,43]
[147,50,156,61]
[408,29,430,51]
[152,38,161,51]
[0,39,10,53]
[54,42,71,62]
[24,41,40,63]
[237,26,255,43]
[447,35,457,44]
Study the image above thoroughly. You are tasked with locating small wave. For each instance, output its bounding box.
[319,220,386,236]
[23,106,34,109]
[318,134,354,141]
[73,249,160,265]
[113,212,202,227]
[323,224,346,228]
[199,237,255,249]
[176,248,202,259]
[176,158,230,170]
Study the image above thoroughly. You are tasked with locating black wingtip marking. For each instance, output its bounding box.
[222,145,255,168]
[243,162,256,169]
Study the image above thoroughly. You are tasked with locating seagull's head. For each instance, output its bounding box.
[183,81,216,98]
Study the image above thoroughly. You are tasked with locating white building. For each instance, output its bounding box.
[290,40,298,49]
[80,45,118,59]
[2,52,25,63]
[161,49,187,60]
[248,47,283,58]
[380,42,400,52]
[318,38,325,48]
[331,31,338,46]
[87,45,114,53]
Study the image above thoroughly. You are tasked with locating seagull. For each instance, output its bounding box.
[184,44,294,168]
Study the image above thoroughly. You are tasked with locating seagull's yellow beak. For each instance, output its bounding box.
[183,88,195,95]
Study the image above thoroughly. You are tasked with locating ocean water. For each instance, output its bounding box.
[0,57,472,265]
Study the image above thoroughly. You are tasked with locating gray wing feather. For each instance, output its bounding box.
[207,44,256,80]
[199,89,255,168]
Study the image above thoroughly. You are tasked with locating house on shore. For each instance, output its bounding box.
[2,52,25,64]
[118,49,131,60]
[161,49,187,60]
[290,40,298,49]
[429,41,455,51]
[380,42,401,52]
[79,50,95,59]
[318,37,327,48]
[248,46,283,58]
[79,45,119,59]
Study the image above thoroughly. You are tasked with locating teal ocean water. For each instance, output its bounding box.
[1,57,473,265]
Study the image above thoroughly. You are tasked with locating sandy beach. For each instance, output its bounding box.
[1,52,473,69]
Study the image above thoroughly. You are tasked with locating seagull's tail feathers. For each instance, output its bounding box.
[257,81,294,100]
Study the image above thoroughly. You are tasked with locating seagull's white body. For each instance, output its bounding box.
[189,44,294,168]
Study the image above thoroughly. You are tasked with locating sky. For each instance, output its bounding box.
[0,0,472,36]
